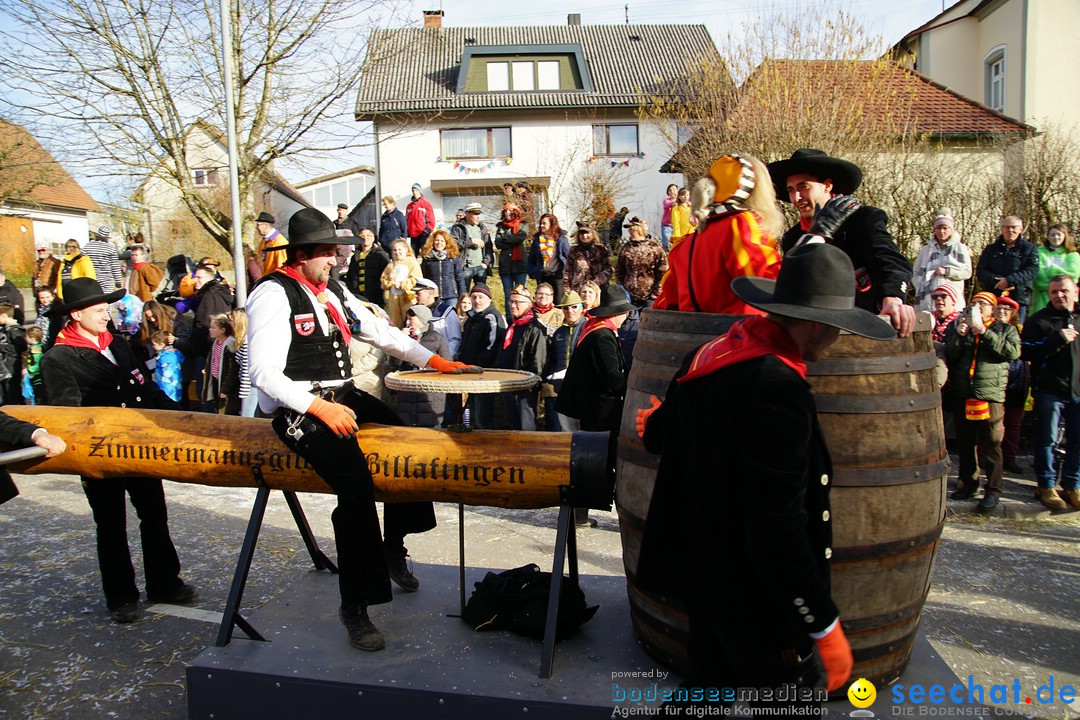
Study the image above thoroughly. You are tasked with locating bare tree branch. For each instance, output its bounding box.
[0,0,406,253]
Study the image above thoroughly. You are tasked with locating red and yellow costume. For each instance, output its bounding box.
[653,209,780,315]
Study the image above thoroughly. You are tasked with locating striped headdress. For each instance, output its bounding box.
[708,155,756,216]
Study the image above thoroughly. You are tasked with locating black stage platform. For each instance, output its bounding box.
[186,563,962,719]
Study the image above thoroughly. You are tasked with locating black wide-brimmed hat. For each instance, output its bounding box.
[589,285,636,318]
[766,148,863,202]
[730,243,895,340]
[266,208,355,252]
[47,277,126,317]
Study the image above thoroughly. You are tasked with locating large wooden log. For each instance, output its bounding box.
[1,406,610,509]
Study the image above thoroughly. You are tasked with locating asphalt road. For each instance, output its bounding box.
[0,464,1077,719]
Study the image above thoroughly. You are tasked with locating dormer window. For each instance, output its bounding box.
[458,44,594,94]
[484,60,561,91]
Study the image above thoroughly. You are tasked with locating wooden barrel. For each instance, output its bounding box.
[615,309,945,690]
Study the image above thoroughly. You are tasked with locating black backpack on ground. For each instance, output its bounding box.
[461,563,598,642]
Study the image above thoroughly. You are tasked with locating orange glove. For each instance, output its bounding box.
[635,395,662,438]
[428,355,482,374]
[308,397,359,438]
[814,621,853,692]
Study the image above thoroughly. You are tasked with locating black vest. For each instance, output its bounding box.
[256,273,354,382]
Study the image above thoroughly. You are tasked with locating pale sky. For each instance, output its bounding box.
[49,0,956,201]
[418,0,947,46]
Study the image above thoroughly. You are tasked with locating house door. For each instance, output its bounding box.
[0,215,36,276]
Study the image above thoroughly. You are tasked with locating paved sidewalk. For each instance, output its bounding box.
[0,463,1076,719]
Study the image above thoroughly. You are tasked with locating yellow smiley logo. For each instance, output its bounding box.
[848,678,877,708]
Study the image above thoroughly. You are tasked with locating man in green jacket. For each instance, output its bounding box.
[946,291,1021,510]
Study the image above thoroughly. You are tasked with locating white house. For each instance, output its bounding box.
[894,0,1080,134]
[354,11,721,235]
[294,165,377,231]
[136,120,309,266]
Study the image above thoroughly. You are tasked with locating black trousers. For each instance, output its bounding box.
[273,388,436,607]
[81,477,184,610]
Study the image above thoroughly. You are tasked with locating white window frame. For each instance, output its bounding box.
[191,168,219,186]
[440,127,512,159]
[984,46,1006,114]
[592,124,639,156]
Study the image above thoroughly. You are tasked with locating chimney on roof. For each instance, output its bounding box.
[423,10,444,29]
[568,13,581,25]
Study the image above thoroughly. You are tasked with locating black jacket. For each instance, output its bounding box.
[782,206,912,314]
[0,281,26,325]
[976,236,1039,308]
[555,325,625,430]
[496,317,547,377]
[638,352,836,674]
[495,222,531,276]
[192,280,234,356]
[420,253,464,300]
[378,209,408,251]
[1021,304,1080,398]
[0,410,43,504]
[450,221,494,268]
[41,334,180,410]
[459,305,506,367]
[345,245,390,307]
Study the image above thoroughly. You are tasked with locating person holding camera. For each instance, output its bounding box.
[945,291,1021,510]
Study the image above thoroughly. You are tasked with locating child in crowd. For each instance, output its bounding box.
[0,302,25,405]
[151,329,184,402]
[201,313,235,413]
[220,308,247,416]
[380,238,422,328]
[669,187,695,247]
[21,326,45,404]
[36,288,57,347]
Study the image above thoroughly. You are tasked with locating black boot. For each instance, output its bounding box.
[384,547,419,592]
[339,604,385,651]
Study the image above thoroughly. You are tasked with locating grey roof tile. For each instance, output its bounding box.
[355,24,721,117]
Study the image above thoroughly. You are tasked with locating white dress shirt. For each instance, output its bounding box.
[246,276,434,414]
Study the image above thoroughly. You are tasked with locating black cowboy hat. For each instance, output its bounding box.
[730,243,895,340]
[766,148,863,202]
[256,211,275,224]
[589,285,636,318]
[46,277,126,317]
[262,208,355,253]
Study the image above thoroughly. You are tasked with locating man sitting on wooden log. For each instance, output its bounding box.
[40,277,198,624]
[635,243,895,707]
[245,208,478,652]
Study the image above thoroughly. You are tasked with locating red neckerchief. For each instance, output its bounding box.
[503,309,535,349]
[54,326,114,355]
[133,262,150,269]
[679,315,806,383]
[278,265,353,344]
[534,302,554,314]
[575,316,617,348]
[932,310,961,343]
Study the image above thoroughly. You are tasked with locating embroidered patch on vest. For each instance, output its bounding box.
[130,368,145,385]
[294,313,316,336]
[854,267,872,292]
